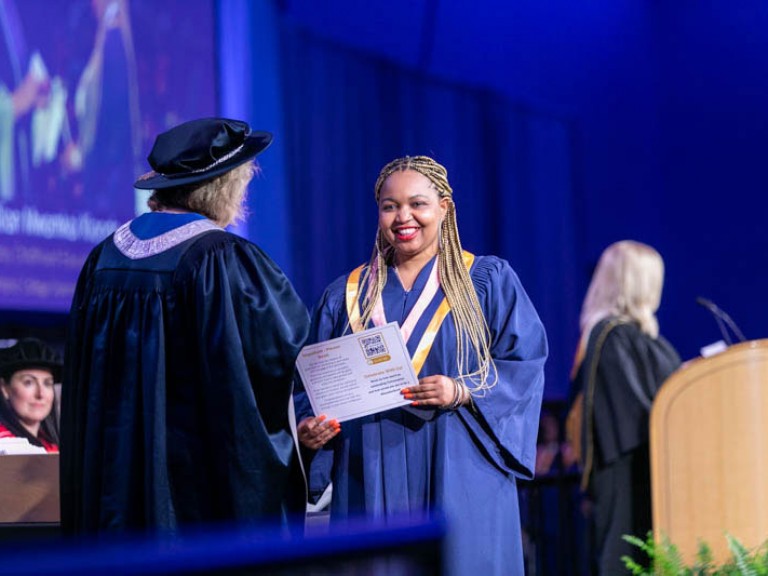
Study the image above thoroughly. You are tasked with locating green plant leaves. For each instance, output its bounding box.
[622,532,768,575]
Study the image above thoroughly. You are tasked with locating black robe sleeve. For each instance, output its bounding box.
[61,241,106,532]
[175,234,311,524]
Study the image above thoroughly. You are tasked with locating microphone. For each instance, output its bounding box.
[696,297,747,345]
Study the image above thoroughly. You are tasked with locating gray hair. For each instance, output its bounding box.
[148,162,256,227]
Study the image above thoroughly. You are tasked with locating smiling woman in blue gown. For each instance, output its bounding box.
[295,155,548,576]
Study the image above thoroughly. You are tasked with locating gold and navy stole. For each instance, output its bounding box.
[345,251,475,376]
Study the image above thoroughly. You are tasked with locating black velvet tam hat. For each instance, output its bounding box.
[0,338,63,383]
[134,118,273,190]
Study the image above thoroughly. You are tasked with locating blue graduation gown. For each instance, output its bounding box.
[62,213,310,534]
[296,255,547,575]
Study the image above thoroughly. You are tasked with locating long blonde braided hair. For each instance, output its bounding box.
[357,155,497,393]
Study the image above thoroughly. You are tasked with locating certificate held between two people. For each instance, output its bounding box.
[295,322,429,422]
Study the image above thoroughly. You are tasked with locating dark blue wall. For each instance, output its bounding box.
[654,2,768,358]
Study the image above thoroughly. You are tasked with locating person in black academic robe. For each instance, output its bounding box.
[61,118,310,534]
[570,241,681,575]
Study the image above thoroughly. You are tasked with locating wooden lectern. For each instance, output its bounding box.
[0,453,59,523]
[650,339,768,563]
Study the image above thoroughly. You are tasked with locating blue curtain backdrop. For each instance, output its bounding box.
[266,22,579,399]
[217,0,294,278]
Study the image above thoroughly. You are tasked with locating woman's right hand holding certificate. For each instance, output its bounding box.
[297,415,341,449]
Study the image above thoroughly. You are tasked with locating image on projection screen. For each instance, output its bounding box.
[0,0,217,312]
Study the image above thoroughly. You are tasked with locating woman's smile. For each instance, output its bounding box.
[393,226,420,241]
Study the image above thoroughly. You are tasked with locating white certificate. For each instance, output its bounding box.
[295,322,418,422]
